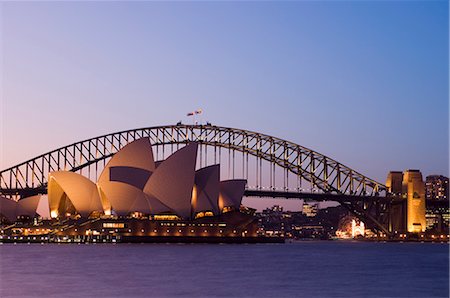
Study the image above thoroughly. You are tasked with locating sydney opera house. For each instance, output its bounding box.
[0,139,277,243]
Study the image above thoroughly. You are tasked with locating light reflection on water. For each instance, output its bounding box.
[0,241,448,297]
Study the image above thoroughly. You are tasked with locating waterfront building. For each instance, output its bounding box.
[425,204,449,233]
[425,209,440,230]
[47,139,247,221]
[259,205,346,239]
[423,175,449,233]
[351,219,365,238]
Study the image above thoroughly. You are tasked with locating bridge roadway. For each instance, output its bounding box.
[3,187,447,207]
[244,189,392,203]
[1,186,389,202]
[0,186,398,205]
[244,189,448,208]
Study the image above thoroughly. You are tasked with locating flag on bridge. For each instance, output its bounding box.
[187,109,202,117]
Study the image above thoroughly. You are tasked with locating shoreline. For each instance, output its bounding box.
[1,236,448,244]
[0,235,285,244]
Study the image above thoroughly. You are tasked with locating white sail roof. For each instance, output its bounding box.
[0,195,40,222]
[36,195,51,219]
[193,165,220,215]
[108,166,151,190]
[48,176,66,217]
[0,196,19,222]
[98,138,155,186]
[98,181,171,216]
[144,142,198,219]
[18,195,40,217]
[48,171,103,217]
[39,139,250,220]
[218,180,246,210]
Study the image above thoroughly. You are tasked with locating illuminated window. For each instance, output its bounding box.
[154,215,181,221]
[103,223,125,229]
[222,206,233,213]
[194,211,214,219]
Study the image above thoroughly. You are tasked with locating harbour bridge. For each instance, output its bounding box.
[0,124,397,235]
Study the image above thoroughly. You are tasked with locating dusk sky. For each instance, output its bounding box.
[1,1,448,210]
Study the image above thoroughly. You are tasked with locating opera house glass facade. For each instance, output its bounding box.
[1,139,277,243]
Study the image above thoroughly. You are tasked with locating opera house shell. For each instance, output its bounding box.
[0,139,269,243]
[46,138,246,220]
[0,195,49,223]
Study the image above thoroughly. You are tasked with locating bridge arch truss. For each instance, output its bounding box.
[0,124,392,234]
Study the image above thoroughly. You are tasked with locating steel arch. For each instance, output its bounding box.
[0,124,387,193]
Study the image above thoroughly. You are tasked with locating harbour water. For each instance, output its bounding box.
[0,241,448,297]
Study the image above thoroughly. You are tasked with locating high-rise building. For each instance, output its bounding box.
[425,209,441,230]
[425,175,449,201]
[423,175,449,233]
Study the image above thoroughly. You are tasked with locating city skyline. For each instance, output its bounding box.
[1,2,448,201]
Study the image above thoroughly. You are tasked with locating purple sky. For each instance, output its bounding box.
[1,2,448,211]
